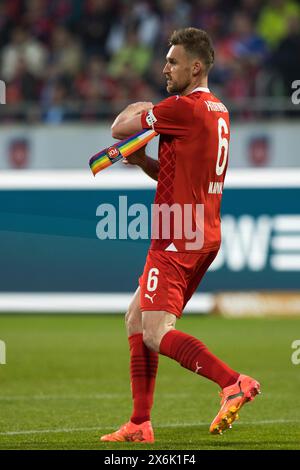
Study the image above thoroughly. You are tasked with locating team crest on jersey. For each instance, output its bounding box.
[107,146,121,162]
[146,110,157,128]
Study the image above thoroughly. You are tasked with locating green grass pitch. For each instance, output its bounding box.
[0,314,300,450]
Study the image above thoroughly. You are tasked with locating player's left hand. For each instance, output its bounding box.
[123,146,147,167]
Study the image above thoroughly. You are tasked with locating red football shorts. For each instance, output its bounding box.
[139,249,218,318]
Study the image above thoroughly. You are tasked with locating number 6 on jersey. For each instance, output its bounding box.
[147,268,159,292]
[216,117,229,176]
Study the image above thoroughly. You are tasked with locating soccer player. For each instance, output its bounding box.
[101,28,260,443]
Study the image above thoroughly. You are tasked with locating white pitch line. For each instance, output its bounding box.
[0,419,299,437]
[0,393,188,401]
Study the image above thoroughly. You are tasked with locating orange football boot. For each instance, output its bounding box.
[210,374,261,435]
[100,420,154,443]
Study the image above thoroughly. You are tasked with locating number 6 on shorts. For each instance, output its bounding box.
[147,268,159,292]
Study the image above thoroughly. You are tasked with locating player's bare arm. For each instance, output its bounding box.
[123,146,159,182]
[112,101,153,140]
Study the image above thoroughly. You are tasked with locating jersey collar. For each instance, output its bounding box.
[190,86,210,94]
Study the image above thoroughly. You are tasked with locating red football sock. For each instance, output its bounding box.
[129,333,159,424]
[159,330,239,389]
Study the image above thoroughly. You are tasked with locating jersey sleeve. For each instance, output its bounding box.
[141,96,193,137]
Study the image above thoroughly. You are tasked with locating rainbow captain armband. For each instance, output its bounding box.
[89,129,157,176]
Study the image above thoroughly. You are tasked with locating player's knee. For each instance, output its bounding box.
[125,307,141,335]
[142,311,176,351]
[142,328,160,352]
[142,325,165,352]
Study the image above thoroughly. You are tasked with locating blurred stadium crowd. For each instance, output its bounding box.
[1,0,300,122]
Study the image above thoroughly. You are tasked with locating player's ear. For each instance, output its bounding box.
[192,60,202,77]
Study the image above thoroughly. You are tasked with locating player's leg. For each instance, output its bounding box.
[181,252,261,435]
[125,286,143,336]
[140,250,239,387]
[142,308,260,435]
[100,287,158,443]
[142,308,239,388]
[156,251,240,388]
[141,250,260,435]
[142,310,177,352]
[126,287,159,425]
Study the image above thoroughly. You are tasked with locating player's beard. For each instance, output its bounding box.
[166,78,190,95]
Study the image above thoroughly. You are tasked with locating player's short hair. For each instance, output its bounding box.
[169,27,215,74]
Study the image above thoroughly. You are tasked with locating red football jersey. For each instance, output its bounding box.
[141,87,230,253]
